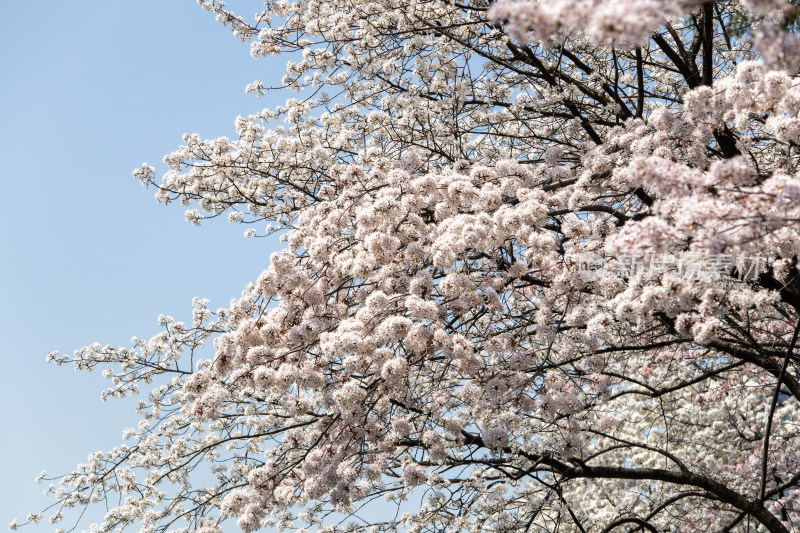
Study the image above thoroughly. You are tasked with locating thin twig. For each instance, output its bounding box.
[759,320,800,501]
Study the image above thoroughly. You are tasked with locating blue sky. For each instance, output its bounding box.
[0,2,285,528]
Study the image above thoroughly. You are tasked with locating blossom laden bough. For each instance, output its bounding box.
[16,0,800,532]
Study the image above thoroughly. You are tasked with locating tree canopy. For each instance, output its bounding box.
[15,0,800,532]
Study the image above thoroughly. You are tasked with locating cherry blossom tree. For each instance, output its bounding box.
[15,0,800,532]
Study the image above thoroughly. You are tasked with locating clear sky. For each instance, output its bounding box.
[0,2,285,528]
